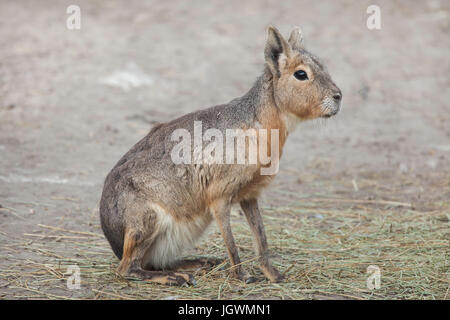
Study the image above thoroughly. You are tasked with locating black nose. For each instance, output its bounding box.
[333,92,342,101]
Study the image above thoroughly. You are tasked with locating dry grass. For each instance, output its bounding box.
[0,196,448,300]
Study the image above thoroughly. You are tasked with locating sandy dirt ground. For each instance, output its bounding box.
[0,0,449,299]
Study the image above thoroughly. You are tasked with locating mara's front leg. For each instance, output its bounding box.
[211,199,257,283]
[240,198,284,283]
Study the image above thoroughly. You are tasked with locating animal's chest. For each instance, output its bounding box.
[234,172,275,203]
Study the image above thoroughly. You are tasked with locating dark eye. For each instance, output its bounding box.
[294,70,308,80]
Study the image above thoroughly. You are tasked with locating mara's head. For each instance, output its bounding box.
[264,26,342,120]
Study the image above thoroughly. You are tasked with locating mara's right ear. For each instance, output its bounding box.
[288,27,304,51]
[264,26,292,77]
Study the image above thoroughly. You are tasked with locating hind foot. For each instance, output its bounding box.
[175,257,225,271]
[124,268,196,286]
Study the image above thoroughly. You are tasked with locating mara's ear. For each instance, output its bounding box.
[288,27,304,51]
[264,26,292,77]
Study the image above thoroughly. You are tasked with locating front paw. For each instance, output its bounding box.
[235,269,257,284]
[269,272,284,283]
[263,266,284,283]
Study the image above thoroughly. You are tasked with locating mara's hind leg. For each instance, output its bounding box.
[117,229,195,286]
[174,257,225,272]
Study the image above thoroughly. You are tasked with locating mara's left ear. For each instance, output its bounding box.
[288,27,304,51]
[264,26,292,77]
